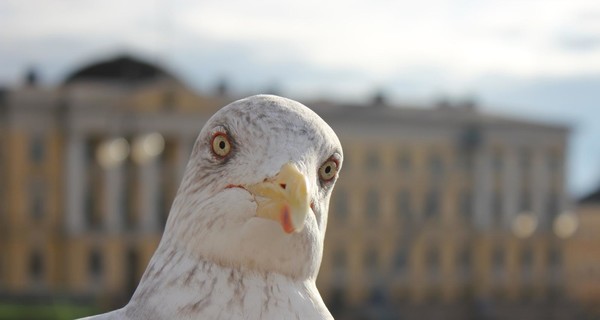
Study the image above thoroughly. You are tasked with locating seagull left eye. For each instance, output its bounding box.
[211,132,232,157]
[318,159,338,182]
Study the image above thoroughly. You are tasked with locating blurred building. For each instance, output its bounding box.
[314,102,576,319]
[0,54,585,319]
[0,55,230,305]
[564,186,600,315]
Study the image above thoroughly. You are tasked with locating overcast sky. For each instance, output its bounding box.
[2,0,600,196]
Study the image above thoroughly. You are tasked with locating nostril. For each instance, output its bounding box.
[280,183,287,190]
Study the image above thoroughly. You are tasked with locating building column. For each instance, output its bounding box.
[533,148,549,229]
[65,133,86,234]
[504,147,519,229]
[473,147,492,229]
[558,150,569,215]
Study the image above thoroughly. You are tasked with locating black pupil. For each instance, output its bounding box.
[325,165,331,174]
[219,140,226,149]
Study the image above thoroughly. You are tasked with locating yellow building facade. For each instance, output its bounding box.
[564,188,600,315]
[312,106,571,318]
[0,55,584,319]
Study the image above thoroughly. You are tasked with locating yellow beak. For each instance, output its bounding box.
[246,163,310,234]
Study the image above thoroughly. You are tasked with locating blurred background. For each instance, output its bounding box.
[1,0,600,319]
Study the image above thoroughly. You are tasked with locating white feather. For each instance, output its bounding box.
[81,95,341,319]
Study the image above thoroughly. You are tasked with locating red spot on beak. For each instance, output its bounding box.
[280,205,294,234]
[310,201,315,212]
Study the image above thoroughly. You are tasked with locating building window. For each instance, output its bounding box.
[32,193,43,220]
[30,135,45,163]
[548,246,561,267]
[333,188,348,221]
[461,190,472,220]
[460,248,471,278]
[29,250,44,284]
[493,149,504,172]
[548,246,562,284]
[365,150,380,172]
[333,249,346,270]
[492,246,505,279]
[89,248,103,281]
[365,248,379,272]
[365,189,379,220]
[493,149,504,190]
[457,152,474,172]
[397,190,411,220]
[332,248,347,288]
[394,245,408,273]
[158,191,168,229]
[521,247,533,267]
[521,246,534,281]
[328,287,346,312]
[126,249,140,299]
[85,137,100,164]
[492,192,503,226]
[424,189,439,218]
[548,150,562,188]
[459,125,482,155]
[427,246,440,281]
[546,194,560,223]
[364,247,385,303]
[0,144,4,221]
[85,192,101,229]
[369,286,386,306]
[124,159,137,229]
[30,182,44,221]
[159,141,177,229]
[398,150,411,172]
[520,148,531,189]
[429,153,443,179]
[547,149,561,173]
[520,192,531,212]
[520,148,531,171]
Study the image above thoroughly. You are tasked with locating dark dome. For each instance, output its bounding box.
[580,186,600,205]
[63,54,175,85]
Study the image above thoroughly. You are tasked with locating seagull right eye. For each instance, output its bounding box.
[318,158,339,182]
[211,132,232,158]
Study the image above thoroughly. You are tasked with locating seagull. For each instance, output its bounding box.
[82,95,342,319]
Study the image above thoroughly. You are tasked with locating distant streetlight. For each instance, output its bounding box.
[553,212,579,239]
[132,133,165,164]
[512,212,537,238]
[97,138,129,168]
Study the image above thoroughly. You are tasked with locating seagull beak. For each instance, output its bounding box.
[246,163,310,234]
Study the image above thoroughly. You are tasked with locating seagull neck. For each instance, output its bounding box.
[134,240,315,296]
[139,239,316,287]
[127,240,329,319]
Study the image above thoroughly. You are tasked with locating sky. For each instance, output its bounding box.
[1,0,600,197]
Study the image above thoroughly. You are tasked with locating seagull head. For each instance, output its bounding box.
[165,95,343,280]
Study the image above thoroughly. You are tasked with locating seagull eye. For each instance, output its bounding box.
[211,132,231,157]
[318,159,338,182]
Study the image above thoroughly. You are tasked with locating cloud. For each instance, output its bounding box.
[3,0,600,87]
[558,34,600,51]
[172,0,600,81]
